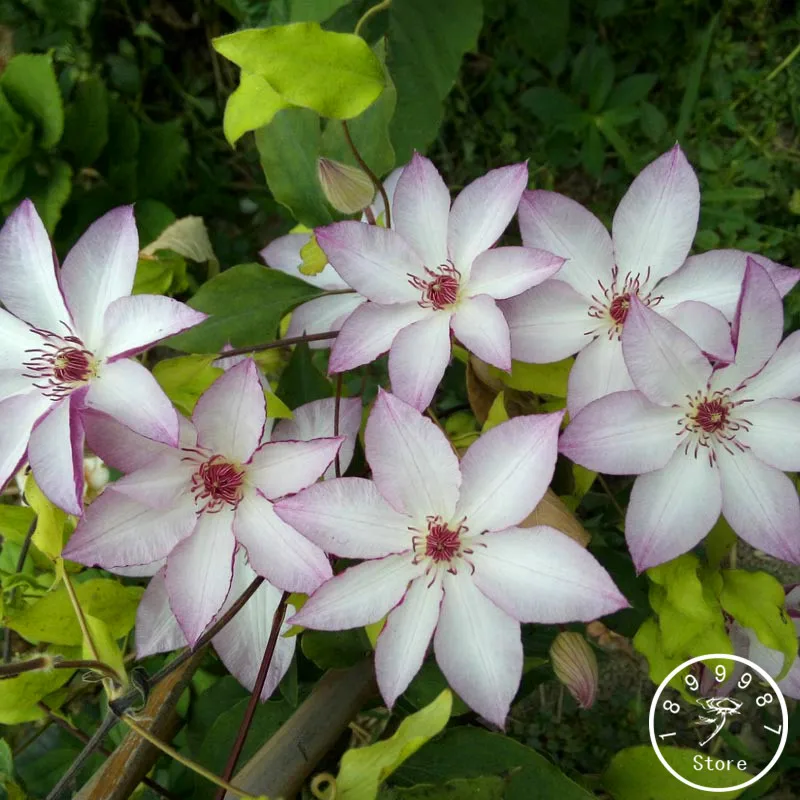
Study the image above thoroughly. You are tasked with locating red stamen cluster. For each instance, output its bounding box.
[411,515,478,577]
[679,388,752,465]
[408,262,461,310]
[191,454,245,513]
[22,325,94,400]
[587,265,663,338]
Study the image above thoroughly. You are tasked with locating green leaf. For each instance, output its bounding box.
[276,342,333,408]
[337,690,452,800]
[640,102,668,143]
[62,75,109,166]
[138,120,189,197]
[301,628,371,670]
[255,107,334,227]
[0,53,64,149]
[27,160,73,233]
[6,579,143,646]
[393,727,594,800]
[141,215,217,264]
[603,746,744,798]
[168,263,323,352]
[402,661,470,717]
[632,618,684,688]
[0,89,33,203]
[0,664,74,724]
[0,506,36,546]
[214,23,385,120]
[647,554,717,622]
[82,613,126,686]
[24,472,67,562]
[388,776,506,799]
[387,0,483,162]
[133,254,188,296]
[676,14,718,141]
[513,0,569,65]
[606,74,657,109]
[223,72,290,146]
[719,569,797,680]
[704,517,736,568]
[0,738,13,777]
[153,354,224,416]
[481,392,509,433]
[289,0,352,23]
[492,358,573,398]
[520,87,583,127]
[321,40,397,177]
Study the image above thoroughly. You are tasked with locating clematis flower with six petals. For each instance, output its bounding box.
[316,154,565,410]
[275,391,627,726]
[260,168,402,347]
[0,201,206,514]
[63,359,343,645]
[502,145,799,415]
[560,258,800,571]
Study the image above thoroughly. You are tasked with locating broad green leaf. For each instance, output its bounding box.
[27,159,73,233]
[520,87,583,126]
[704,517,736,568]
[276,342,333,408]
[481,392,508,433]
[0,506,36,546]
[337,690,452,800]
[301,628,371,670]
[6,579,143,646]
[606,73,658,109]
[719,569,797,680]
[255,107,333,227]
[647,554,717,622]
[62,75,109,165]
[387,0,483,162]
[393,727,594,800]
[1,53,64,149]
[0,664,74,724]
[0,90,33,203]
[0,737,12,777]
[82,613,127,687]
[289,0,351,22]
[138,120,189,197]
[387,776,505,799]
[133,253,189,296]
[223,71,290,146]
[214,23,385,120]
[632,618,684,689]
[402,662,469,717]
[24,473,67,562]
[603,746,744,798]
[513,0,569,65]
[167,263,323,352]
[492,358,573,397]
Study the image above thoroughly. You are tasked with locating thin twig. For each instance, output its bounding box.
[342,121,391,229]
[215,591,291,799]
[596,474,626,522]
[354,0,391,36]
[221,331,338,359]
[334,373,344,478]
[3,515,37,662]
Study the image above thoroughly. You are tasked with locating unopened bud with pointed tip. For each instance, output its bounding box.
[550,631,598,709]
[317,157,374,214]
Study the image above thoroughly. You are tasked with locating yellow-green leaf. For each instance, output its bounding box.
[481,392,509,433]
[222,71,290,146]
[153,354,224,416]
[0,664,73,724]
[647,554,718,622]
[266,390,293,420]
[336,689,452,799]
[6,579,143,646]
[141,215,217,264]
[0,505,36,547]
[491,357,573,397]
[299,234,328,276]
[213,23,385,120]
[24,473,67,561]
[82,613,127,687]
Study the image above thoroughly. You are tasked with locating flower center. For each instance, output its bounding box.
[587,266,663,339]
[408,262,461,310]
[679,389,753,464]
[410,514,482,578]
[190,455,245,513]
[22,326,95,400]
[424,518,463,562]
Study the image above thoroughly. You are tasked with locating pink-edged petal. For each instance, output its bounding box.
[111,452,194,509]
[388,312,452,411]
[192,359,265,462]
[60,206,139,349]
[566,334,634,417]
[660,300,733,362]
[27,394,84,516]
[452,294,511,371]
[392,153,450,266]
[470,526,628,622]
[316,221,425,303]
[622,297,711,405]
[434,570,521,728]
[447,163,528,274]
[328,301,428,373]
[658,250,799,318]
[366,389,460,519]
[738,399,800,471]
[286,294,364,348]
[136,568,186,658]
[455,411,563,533]
[273,397,362,479]
[719,258,784,389]
[288,553,422,630]
[717,448,800,564]
[99,295,207,361]
[625,447,722,572]
[518,190,615,298]
[233,490,331,593]
[559,390,679,475]
[466,247,564,300]
[612,144,699,286]
[274,477,412,558]
[0,200,71,332]
[0,370,39,404]
[0,391,51,493]
[85,358,179,446]
[63,491,197,568]
[261,233,349,291]
[109,560,164,578]
[742,331,800,403]
[503,280,593,363]
[166,509,236,646]
[247,437,342,500]
[212,550,296,701]
[376,573,443,708]
[82,409,176,473]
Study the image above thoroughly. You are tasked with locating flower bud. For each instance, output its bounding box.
[550,631,598,709]
[317,157,374,214]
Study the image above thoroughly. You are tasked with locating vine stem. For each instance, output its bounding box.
[342,120,391,229]
[221,331,338,359]
[2,515,37,662]
[354,0,391,36]
[596,474,626,522]
[334,373,344,478]
[123,715,262,800]
[214,591,291,800]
